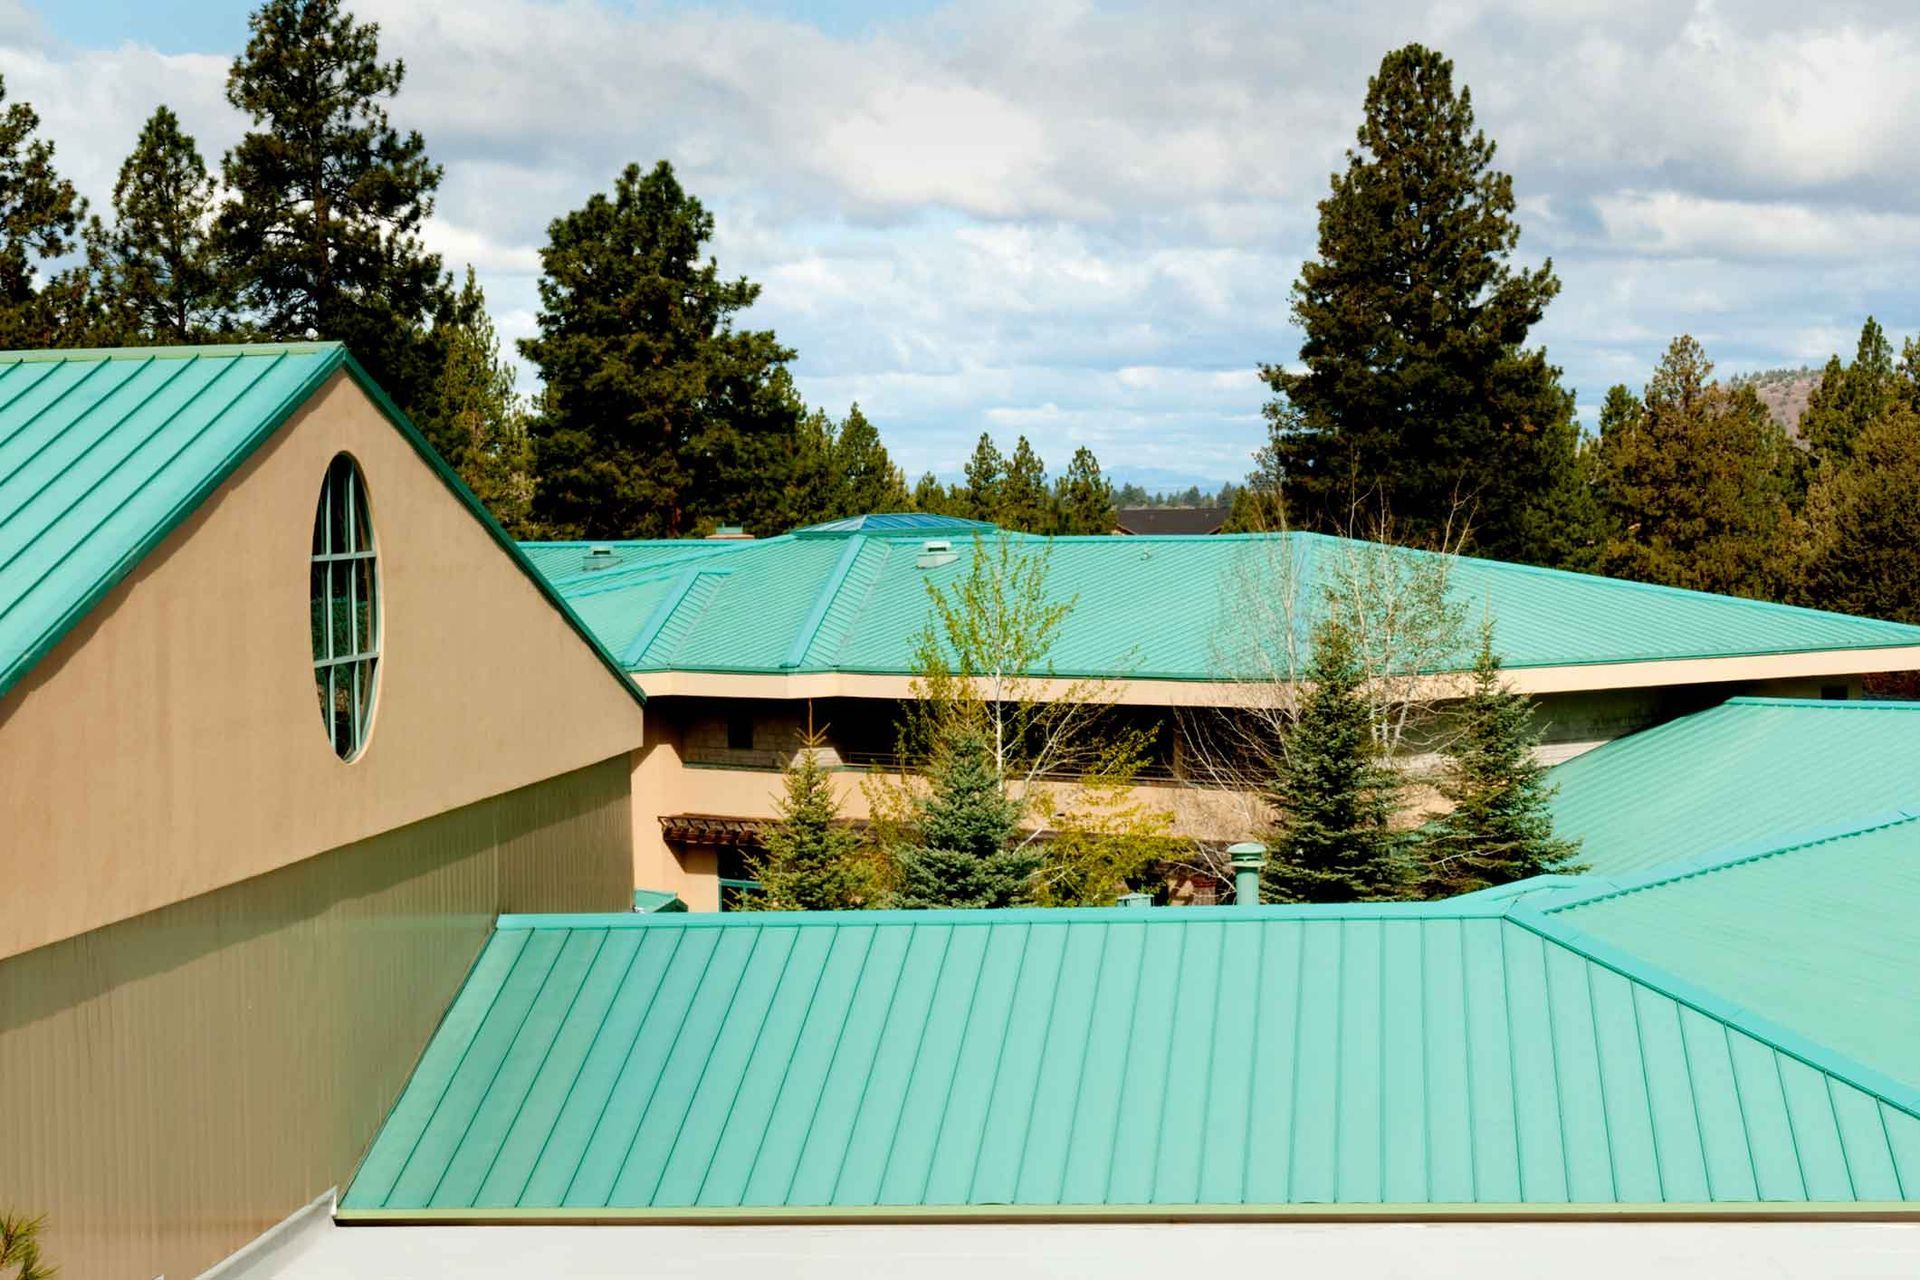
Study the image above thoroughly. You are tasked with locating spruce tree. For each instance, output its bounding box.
[0,75,87,348]
[1263,617,1406,903]
[421,268,535,535]
[961,433,1006,521]
[101,106,233,342]
[1262,43,1574,562]
[1054,446,1115,534]
[1795,403,1920,624]
[1591,336,1793,598]
[749,731,871,910]
[893,726,1036,909]
[520,160,802,538]
[218,0,450,413]
[1800,318,1897,473]
[1421,624,1582,896]
[998,436,1050,531]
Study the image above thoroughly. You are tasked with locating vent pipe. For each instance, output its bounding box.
[1227,842,1267,907]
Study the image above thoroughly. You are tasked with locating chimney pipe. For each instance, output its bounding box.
[1227,842,1267,907]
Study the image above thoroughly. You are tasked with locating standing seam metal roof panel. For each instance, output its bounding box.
[341,904,1920,1217]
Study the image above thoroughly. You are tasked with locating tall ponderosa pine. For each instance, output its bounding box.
[1800,318,1897,473]
[748,730,871,910]
[998,436,1050,531]
[0,76,87,348]
[218,0,450,412]
[892,726,1036,909]
[1422,624,1582,896]
[1262,43,1574,563]
[1591,336,1793,598]
[521,160,803,538]
[831,403,910,516]
[422,268,535,535]
[961,433,1005,520]
[1795,403,1920,624]
[101,106,233,342]
[1054,445,1115,534]
[1263,617,1405,903]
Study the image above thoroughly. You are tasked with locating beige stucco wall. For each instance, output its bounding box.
[0,370,646,959]
[0,754,632,1280]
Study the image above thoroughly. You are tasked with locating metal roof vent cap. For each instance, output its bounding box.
[1227,841,1268,907]
[581,543,618,570]
[917,538,958,569]
[1117,891,1152,910]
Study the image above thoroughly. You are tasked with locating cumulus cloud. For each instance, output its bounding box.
[13,0,1920,482]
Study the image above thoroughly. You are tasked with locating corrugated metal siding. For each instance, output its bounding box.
[1548,699,1920,876]
[521,530,1920,682]
[1546,814,1920,1090]
[0,755,631,1280]
[343,906,1920,1215]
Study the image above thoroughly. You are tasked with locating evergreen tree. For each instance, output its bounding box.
[962,433,1006,521]
[0,76,88,348]
[1054,445,1115,534]
[1421,623,1582,896]
[419,268,535,535]
[1800,317,1897,472]
[1591,336,1793,598]
[892,726,1036,909]
[1516,417,1608,573]
[997,435,1050,531]
[832,402,910,515]
[1261,43,1574,563]
[1795,403,1920,624]
[521,160,803,538]
[781,408,838,529]
[1263,617,1405,903]
[748,730,872,910]
[0,1212,53,1280]
[100,106,233,342]
[218,0,450,413]
[912,470,956,516]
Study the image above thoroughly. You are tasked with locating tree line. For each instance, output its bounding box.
[1235,40,1920,631]
[2,0,1124,541]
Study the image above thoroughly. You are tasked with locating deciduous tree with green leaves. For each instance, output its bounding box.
[1420,623,1582,896]
[748,728,874,911]
[218,0,451,414]
[1260,43,1575,563]
[520,159,804,538]
[98,105,234,343]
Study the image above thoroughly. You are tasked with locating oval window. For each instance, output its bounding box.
[310,454,380,759]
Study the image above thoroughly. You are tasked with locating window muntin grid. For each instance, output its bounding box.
[311,455,379,759]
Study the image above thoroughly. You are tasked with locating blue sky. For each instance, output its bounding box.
[14,0,1920,490]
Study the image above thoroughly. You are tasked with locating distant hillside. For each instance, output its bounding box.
[1727,366,1821,433]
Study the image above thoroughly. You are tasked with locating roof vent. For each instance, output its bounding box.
[916,539,958,569]
[706,525,753,541]
[581,543,618,571]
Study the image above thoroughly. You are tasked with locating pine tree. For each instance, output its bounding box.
[1421,623,1582,896]
[1591,336,1793,598]
[218,0,450,413]
[100,106,233,342]
[912,470,953,516]
[520,160,802,538]
[832,403,910,515]
[997,435,1050,531]
[961,433,1006,521]
[0,1212,53,1280]
[748,730,872,910]
[1054,445,1115,534]
[1261,43,1574,563]
[1795,403,1920,624]
[1263,617,1406,903]
[1800,318,1897,473]
[419,268,535,535]
[892,726,1036,909]
[0,76,88,348]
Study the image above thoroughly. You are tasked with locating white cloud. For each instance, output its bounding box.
[1594,191,1920,261]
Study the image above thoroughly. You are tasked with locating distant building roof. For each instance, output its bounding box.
[1548,698,1920,877]
[0,343,641,704]
[340,897,1920,1219]
[518,527,1920,684]
[1112,506,1229,535]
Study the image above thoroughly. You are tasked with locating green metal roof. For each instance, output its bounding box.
[1543,812,1920,1092]
[0,343,642,705]
[521,528,1920,683]
[341,901,1920,1219]
[1548,698,1920,877]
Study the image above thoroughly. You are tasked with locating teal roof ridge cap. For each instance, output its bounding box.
[1539,808,1920,914]
[0,346,342,697]
[555,555,738,601]
[782,533,866,669]
[1506,904,1920,1123]
[330,349,646,709]
[623,563,720,667]
[1723,695,1920,711]
[493,899,1520,931]
[0,340,344,363]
